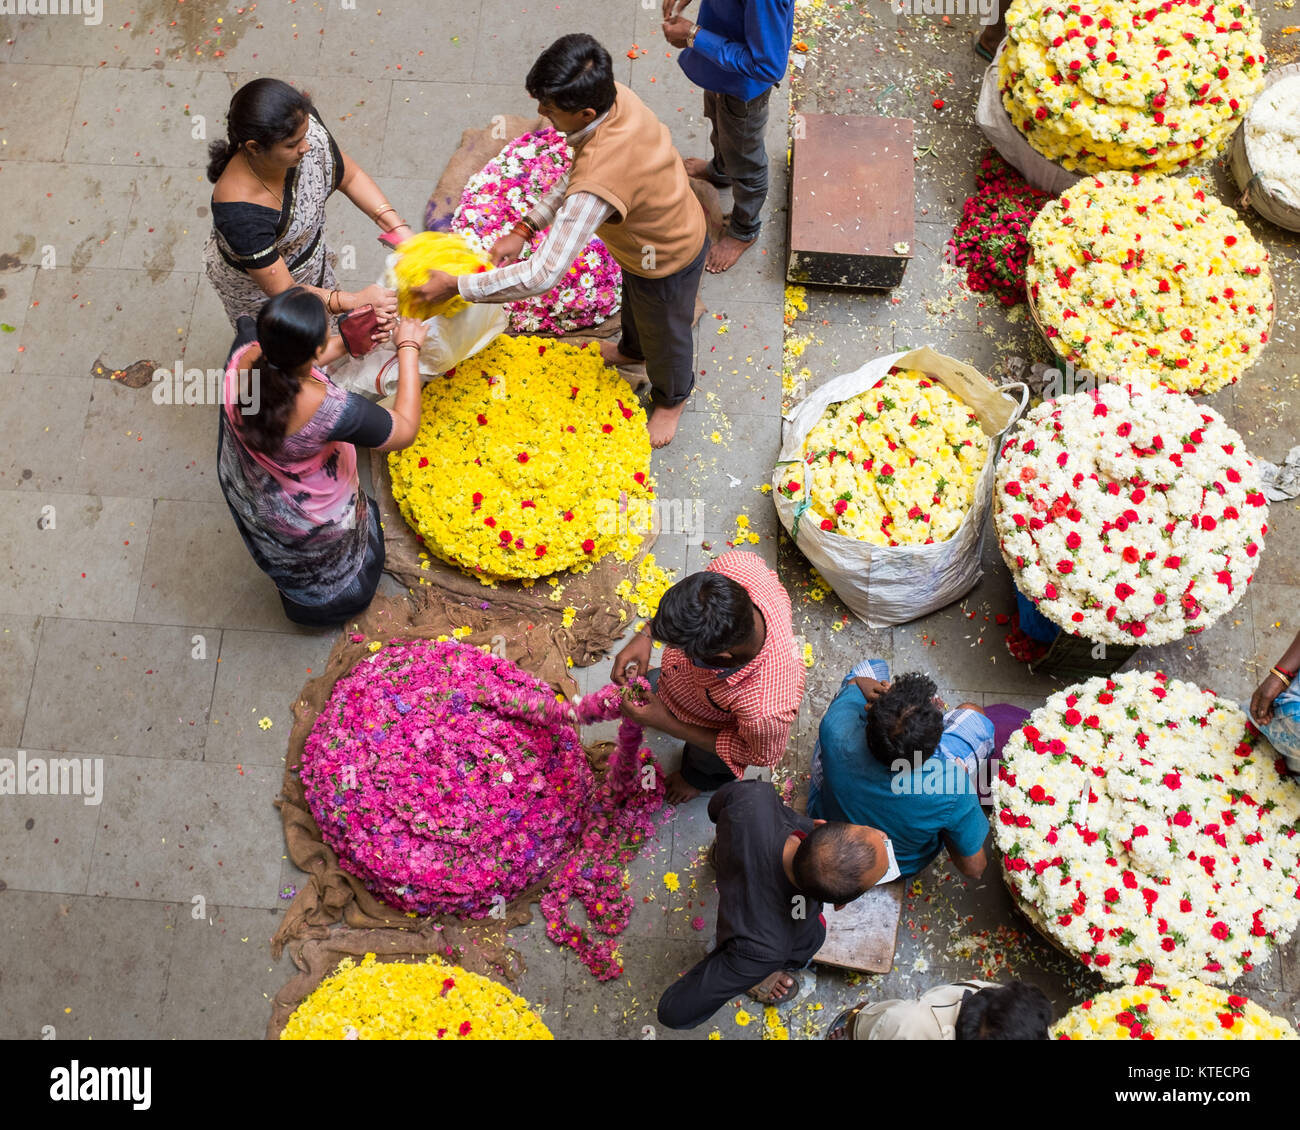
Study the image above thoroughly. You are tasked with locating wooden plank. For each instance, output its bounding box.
[812,878,904,974]
[788,114,915,289]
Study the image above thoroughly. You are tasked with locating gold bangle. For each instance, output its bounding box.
[373,203,397,220]
[397,341,420,352]
[1270,666,1294,685]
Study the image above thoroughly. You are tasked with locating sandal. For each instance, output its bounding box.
[746,967,815,1009]
[825,1002,868,1040]
[973,33,997,62]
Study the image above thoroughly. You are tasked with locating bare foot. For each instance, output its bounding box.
[598,340,642,368]
[706,234,757,274]
[664,769,700,804]
[683,156,729,185]
[747,970,797,1004]
[647,400,688,448]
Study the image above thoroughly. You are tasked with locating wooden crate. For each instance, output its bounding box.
[813,878,904,974]
[787,114,915,290]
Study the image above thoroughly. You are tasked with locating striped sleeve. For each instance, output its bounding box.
[458,190,612,304]
[525,177,569,231]
[715,704,797,775]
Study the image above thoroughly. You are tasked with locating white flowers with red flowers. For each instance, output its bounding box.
[994,384,1267,646]
[994,671,1300,986]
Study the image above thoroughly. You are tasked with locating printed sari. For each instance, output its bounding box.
[204,108,344,327]
[217,339,378,622]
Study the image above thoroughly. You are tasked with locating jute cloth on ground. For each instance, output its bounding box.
[369,447,659,667]
[271,591,582,963]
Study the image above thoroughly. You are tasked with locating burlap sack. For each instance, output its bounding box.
[271,591,580,961]
[370,447,659,667]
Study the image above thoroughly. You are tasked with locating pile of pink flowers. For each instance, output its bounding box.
[301,640,663,979]
[448,127,622,335]
[948,150,1048,307]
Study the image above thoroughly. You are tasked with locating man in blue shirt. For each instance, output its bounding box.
[662,0,794,273]
[808,659,992,879]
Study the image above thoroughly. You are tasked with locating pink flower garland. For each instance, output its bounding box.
[447,127,622,335]
[300,640,664,980]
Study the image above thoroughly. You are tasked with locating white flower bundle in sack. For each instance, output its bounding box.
[773,347,1026,627]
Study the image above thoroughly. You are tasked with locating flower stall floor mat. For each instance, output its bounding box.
[369,446,659,667]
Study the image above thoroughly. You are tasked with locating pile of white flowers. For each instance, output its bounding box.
[994,385,1268,646]
[1245,74,1300,209]
[995,671,1300,985]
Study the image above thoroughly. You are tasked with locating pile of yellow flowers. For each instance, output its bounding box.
[779,370,988,546]
[280,954,553,1040]
[615,552,675,621]
[389,335,655,581]
[1053,980,1298,1040]
[1027,172,1272,393]
[390,231,493,319]
[1000,0,1265,173]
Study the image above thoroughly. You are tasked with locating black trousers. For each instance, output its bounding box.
[617,237,708,408]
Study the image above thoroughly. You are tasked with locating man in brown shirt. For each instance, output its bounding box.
[412,35,709,448]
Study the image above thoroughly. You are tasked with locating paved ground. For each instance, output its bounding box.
[0,0,1297,1040]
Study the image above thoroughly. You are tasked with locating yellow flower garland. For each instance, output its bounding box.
[280,954,553,1040]
[388,335,655,581]
[1000,0,1265,173]
[390,231,493,320]
[1053,980,1298,1040]
[780,370,988,546]
[1027,172,1271,393]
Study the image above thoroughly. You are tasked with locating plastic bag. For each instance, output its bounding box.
[975,40,1082,196]
[773,346,1027,628]
[327,255,508,396]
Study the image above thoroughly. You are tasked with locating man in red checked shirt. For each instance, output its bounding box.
[611,549,804,804]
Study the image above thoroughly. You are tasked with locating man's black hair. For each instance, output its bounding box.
[791,823,876,905]
[865,671,944,767]
[525,33,617,116]
[650,572,754,664]
[954,982,1053,1040]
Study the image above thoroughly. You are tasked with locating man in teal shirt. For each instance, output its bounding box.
[808,659,992,879]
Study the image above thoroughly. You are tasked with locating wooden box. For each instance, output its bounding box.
[787,114,915,290]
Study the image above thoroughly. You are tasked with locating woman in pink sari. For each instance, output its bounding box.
[219,288,424,625]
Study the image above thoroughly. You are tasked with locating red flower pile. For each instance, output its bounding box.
[949,151,1048,306]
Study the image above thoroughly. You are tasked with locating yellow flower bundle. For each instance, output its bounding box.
[391,231,493,319]
[779,370,988,546]
[1053,979,1298,1040]
[280,954,553,1040]
[388,335,655,581]
[1027,172,1272,393]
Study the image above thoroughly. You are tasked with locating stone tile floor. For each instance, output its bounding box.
[0,0,1297,1040]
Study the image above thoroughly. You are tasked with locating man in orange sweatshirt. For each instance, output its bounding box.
[412,34,708,448]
